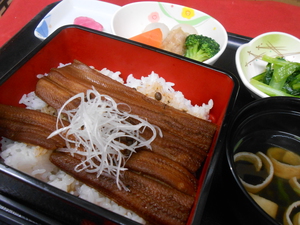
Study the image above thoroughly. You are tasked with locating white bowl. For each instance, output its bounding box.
[111,1,228,65]
[235,32,300,98]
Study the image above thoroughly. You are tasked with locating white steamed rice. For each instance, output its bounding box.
[0,65,213,224]
[125,72,213,120]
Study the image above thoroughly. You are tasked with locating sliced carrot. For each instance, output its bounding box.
[129,28,163,48]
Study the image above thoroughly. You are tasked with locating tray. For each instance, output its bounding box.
[0,2,255,225]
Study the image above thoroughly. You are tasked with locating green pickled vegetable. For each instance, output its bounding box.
[251,55,300,97]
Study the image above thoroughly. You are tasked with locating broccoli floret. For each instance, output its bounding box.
[184,34,220,62]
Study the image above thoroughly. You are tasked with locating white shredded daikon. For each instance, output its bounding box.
[48,87,162,189]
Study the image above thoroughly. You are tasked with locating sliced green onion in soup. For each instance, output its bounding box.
[267,147,300,179]
[234,152,274,193]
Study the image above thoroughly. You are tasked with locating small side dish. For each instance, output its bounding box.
[111,1,227,65]
[34,0,120,39]
[235,32,300,98]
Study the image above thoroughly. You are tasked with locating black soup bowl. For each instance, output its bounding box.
[226,97,300,225]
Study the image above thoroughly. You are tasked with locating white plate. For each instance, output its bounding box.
[34,0,120,40]
[111,1,228,65]
[235,32,300,98]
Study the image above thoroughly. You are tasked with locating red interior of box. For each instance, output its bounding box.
[0,27,235,224]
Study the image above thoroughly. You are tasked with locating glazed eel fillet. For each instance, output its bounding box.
[50,152,194,225]
[36,60,217,173]
[0,104,67,150]
[0,60,218,225]
[0,104,197,196]
[0,104,198,225]
[50,151,195,225]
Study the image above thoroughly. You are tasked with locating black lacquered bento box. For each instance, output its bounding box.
[0,25,239,225]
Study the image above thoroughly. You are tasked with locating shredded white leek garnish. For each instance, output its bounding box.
[49,87,162,189]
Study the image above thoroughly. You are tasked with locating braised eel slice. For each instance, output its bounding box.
[0,104,67,150]
[35,77,80,111]
[36,60,217,172]
[126,150,197,197]
[50,151,194,225]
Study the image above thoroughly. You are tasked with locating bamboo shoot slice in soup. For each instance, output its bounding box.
[249,193,278,219]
